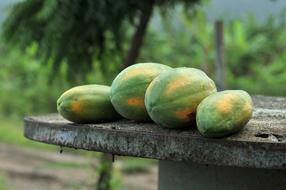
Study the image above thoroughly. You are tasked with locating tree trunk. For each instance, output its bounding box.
[96,153,113,190]
[214,20,226,91]
[123,3,154,68]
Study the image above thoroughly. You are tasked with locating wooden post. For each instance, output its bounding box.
[97,153,113,190]
[215,20,226,91]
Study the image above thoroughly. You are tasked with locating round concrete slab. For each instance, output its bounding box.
[24,95,286,169]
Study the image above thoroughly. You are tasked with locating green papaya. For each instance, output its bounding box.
[196,90,253,137]
[57,84,121,123]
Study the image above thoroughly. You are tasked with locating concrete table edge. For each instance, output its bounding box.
[24,95,286,170]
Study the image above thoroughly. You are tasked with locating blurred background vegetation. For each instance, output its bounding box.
[0,0,286,189]
[1,0,286,120]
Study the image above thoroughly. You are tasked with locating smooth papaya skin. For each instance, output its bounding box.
[110,63,172,122]
[196,90,253,138]
[145,67,217,128]
[57,84,121,123]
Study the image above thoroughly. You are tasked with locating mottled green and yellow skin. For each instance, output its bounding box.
[57,85,121,123]
[196,90,253,138]
[145,67,217,128]
[110,63,172,122]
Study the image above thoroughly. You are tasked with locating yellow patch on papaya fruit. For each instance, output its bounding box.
[216,94,237,114]
[242,102,252,116]
[71,101,83,113]
[175,107,195,120]
[122,68,156,81]
[127,97,145,107]
[165,76,190,95]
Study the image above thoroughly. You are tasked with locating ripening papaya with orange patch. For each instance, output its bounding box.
[121,68,158,81]
[57,85,121,123]
[243,101,253,115]
[145,67,217,128]
[175,107,195,121]
[216,96,234,114]
[127,97,145,107]
[164,76,191,96]
[196,90,253,138]
[71,100,83,113]
[121,67,142,80]
[110,63,172,122]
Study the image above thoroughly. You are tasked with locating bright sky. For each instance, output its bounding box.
[204,0,286,22]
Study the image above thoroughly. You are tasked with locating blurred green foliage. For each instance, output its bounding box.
[120,157,156,174]
[3,0,202,83]
[225,16,286,95]
[140,11,286,96]
[1,9,286,119]
[0,175,7,190]
[42,161,89,170]
[0,43,109,118]
[0,173,12,190]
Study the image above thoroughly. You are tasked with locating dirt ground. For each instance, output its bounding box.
[0,143,157,190]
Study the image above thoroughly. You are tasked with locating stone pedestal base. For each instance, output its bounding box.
[159,161,286,190]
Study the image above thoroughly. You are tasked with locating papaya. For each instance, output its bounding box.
[196,90,253,138]
[57,84,121,123]
[110,63,172,122]
[145,67,217,128]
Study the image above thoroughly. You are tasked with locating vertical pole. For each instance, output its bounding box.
[97,153,113,190]
[215,20,226,91]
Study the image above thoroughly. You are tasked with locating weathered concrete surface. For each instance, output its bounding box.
[159,161,286,190]
[24,95,286,169]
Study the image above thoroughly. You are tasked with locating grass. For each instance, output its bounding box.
[120,157,157,174]
[0,117,55,149]
[42,161,90,169]
[0,173,11,190]
[0,176,6,190]
[41,156,156,174]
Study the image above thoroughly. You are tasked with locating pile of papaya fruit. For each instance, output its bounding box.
[57,63,253,138]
